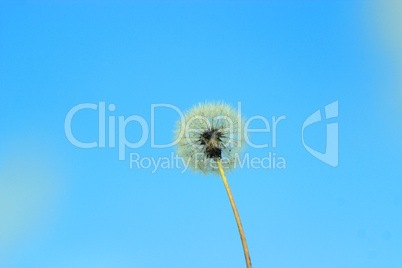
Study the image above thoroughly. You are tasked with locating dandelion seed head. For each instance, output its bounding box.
[174,101,246,175]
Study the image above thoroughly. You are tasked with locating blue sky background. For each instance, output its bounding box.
[1,1,401,268]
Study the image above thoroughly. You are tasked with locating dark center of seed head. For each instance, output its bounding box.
[199,128,224,159]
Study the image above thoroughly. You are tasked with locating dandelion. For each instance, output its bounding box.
[174,101,252,268]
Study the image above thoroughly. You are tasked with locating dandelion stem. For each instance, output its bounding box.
[216,159,252,268]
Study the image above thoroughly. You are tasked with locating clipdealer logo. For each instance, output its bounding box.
[301,101,339,167]
[64,101,338,172]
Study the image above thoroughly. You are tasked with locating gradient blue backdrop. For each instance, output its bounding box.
[1,1,401,268]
